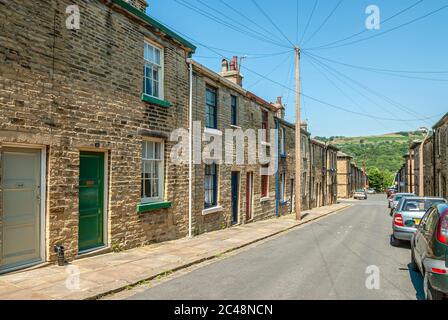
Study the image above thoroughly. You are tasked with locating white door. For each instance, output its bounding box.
[1,147,42,272]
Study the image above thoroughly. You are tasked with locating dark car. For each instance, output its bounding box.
[411,203,448,300]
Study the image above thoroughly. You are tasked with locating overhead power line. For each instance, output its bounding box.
[173,0,291,48]
[156,17,444,124]
[302,51,448,74]
[307,0,424,50]
[299,0,319,45]
[302,0,344,47]
[247,54,292,89]
[302,51,435,123]
[306,56,395,132]
[251,0,296,48]
[217,0,285,45]
[308,3,448,51]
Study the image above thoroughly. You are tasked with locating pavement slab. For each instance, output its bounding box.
[0,202,350,300]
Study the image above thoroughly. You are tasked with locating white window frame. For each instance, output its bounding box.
[143,40,164,100]
[279,173,286,202]
[141,139,165,203]
[280,127,285,155]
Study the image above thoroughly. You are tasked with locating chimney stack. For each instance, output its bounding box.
[273,96,285,119]
[220,56,243,87]
[300,121,308,132]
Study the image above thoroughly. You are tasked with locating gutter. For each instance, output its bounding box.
[275,118,279,217]
[187,58,193,237]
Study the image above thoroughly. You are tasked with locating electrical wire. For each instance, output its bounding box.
[193,0,290,48]
[302,0,344,47]
[247,54,292,89]
[302,50,448,74]
[218,0,286,45]
[155,17,445,124]
[307,3,448,51]
[299,0,319,45]
[307,0,424,50]
[251,0,296,48]
[302,51,437,125]
[173,0,291,48]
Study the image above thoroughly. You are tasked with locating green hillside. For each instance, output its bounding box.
[315,131,425,172]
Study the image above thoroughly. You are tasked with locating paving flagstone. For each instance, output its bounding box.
[0,202,350,300]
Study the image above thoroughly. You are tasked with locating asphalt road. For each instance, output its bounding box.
[120,194,424,300]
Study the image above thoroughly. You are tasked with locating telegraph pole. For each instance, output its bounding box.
[295,46,302,220]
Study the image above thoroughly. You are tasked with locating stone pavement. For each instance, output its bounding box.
[0,202,351,300]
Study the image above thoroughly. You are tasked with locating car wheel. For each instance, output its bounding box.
[390,234,400,247]
[410,249,419,272]
[424,271,444,300]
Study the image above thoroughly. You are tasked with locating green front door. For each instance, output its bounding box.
[79,152,104,252]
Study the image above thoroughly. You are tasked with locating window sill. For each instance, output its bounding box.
[230,124,241,130]
[137,201,172,213]
[141,93,172,107]
[202,206,223,215]
[261,141,270,147]
[204,127,222,136]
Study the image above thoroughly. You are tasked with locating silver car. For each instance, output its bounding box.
[390,193,415,215]
[391,197,447,245]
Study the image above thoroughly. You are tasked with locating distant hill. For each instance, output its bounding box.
[315,131,426,173]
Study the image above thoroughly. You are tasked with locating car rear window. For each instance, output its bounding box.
[403,199,445,211]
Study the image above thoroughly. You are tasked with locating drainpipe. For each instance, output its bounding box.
[187,58,193,237]
[275,118,279,217]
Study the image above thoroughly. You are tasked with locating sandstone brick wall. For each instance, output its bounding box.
[423,137,434,196]
[0,0,192,262]
[434,117,448,198]
[191,68,277,235]
[337,156,350,198]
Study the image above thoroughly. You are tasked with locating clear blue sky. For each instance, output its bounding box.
[148,0,448,137]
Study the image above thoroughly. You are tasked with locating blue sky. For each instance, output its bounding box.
[148,0,448,137]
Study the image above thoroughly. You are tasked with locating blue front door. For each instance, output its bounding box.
[231,172,239,224]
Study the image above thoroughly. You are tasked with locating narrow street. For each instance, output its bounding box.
[112,195,423,300]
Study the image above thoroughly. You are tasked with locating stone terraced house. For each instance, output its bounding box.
[0,0,342,274]
[433,113,447,199]
[0,0,196,273]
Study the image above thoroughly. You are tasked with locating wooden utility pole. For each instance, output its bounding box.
[295,47,301,220]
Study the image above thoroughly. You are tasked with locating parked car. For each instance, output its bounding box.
[388,193,397,208]
[390,193,415,214]
[386,187,396,198]
[391,197,446,245]
[354,189,367,200]
[411,203,448,300]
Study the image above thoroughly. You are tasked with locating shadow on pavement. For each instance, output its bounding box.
[407,263,424,300]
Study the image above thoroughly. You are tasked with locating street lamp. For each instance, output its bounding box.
[417,127,430,196]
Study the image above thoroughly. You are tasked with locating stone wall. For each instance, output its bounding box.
[0,0,193,262]
[434,115,448,198]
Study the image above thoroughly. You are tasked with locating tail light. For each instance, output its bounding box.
[431,268,447,274]
[394,214,404,227]
[436,210,448,244]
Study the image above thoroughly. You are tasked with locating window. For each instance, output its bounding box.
[206,87,217,129]
[261,168,269,198]
[143,41,163,99]
[204,164,218,208]
[261,110,268,142]
[231,95,237,126]
[141,140,164,203]
[279,173,285,202]
[280,127,285,155]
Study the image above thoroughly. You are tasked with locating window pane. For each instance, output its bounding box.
[145,78,152,96]
[153,80,159,98]
[154,142,160,160]
[152,179,159,197]
[155,48,161,65]
[144,179,152,198]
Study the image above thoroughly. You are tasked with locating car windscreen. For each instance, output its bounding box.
[402,199,445,211]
